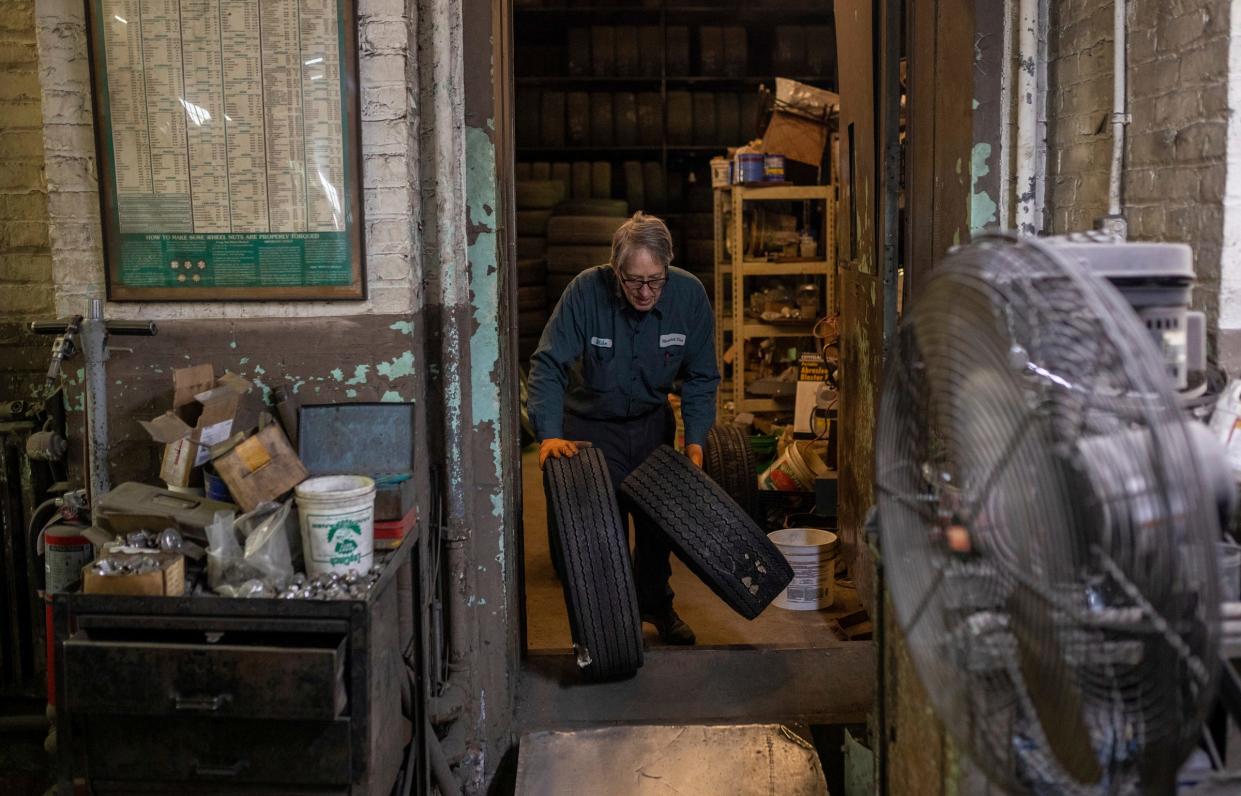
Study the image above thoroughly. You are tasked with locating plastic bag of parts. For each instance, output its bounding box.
[236,500,298,585]
[206,501,301,597]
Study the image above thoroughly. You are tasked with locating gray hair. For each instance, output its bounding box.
[610,212,674,272]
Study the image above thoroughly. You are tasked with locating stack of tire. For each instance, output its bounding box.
[546,200,628,311]
[678,212,716,303]
[516,177,566,360]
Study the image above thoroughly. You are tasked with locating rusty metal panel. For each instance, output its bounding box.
[835,0,878,276]
[837,267,882,615]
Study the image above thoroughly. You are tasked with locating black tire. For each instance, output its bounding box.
[547,273,575,304]
[704,423,758,522]
[516,210,553,237]
[554,199,629,217]
[515,180,568,209]
[518,309,548,336]
[546,215,626,246]
[543,449,644,680]
[516,257,547,286]
[546,245,612,275]
[518,334,540,360]
[517,237,547,260]
[518,285,547,312]
[620,445,793,620]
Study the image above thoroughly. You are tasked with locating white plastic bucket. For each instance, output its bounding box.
[759,442,829,492]
[769,527,838,610]
[295,475,376,576]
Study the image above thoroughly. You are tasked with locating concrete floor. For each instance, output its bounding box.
[520,448,862,649]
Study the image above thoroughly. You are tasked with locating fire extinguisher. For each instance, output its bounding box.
[32,490,92,706]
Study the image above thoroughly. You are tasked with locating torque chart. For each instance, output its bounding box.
[87,0,365,300]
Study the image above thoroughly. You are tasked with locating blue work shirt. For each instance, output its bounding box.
[528,265,720,447]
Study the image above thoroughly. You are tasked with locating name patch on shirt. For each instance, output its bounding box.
[590,336,613,348]
[659,333,686,348]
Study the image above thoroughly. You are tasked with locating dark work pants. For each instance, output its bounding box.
[563,404,675,615]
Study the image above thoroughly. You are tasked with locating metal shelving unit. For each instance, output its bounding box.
[714,183,834,414]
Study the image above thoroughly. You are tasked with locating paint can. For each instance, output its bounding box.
[759,441,828,491]
[204,465,233,503]
[711,157,732,187]
[769,527,838,610]
[296,475,376,576]
[733,152,764,184]
[763,154,786,182]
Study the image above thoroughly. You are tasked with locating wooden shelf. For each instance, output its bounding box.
[516,145,729,154]
[516,75,832,87]
[742,322,817,338]
[719,260,833,275]
[734,184,835,201]
[738,397,795,413]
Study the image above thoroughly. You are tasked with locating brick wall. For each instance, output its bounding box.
[32,0,417,320]
[0,0,53,321]
[1046,0,1232,344]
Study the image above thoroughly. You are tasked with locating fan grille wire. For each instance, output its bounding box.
[876,234,1221,793]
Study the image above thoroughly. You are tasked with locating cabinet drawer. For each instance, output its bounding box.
[82,715,352,785]
[64,634,347,720]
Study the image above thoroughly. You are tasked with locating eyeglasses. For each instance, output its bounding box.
[619,273,668,292]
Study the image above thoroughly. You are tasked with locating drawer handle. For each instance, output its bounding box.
[194,760,247,777]
[173,693,230,712]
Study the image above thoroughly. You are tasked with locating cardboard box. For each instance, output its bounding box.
[762,79,840,167]
[140,367,251,487]
[211,424,309,512]
[82,553,185,596]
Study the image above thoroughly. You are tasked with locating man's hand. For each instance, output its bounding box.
[686,443,704,469]
[539,438,579,468]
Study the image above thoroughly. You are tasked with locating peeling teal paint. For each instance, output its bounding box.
[970,142,998,232]
[75,368,84,383]
[380,390,403,402]
[253,365,266,375]
[377,351,415,379]
[291,379,307,394]
[330,368,344,381]
[239,357,250,365]
[465,124,506,530]
[345,388,357,398]
[389,320,414,336]
[229,341,237,349]
[972,99,980,110]
[345,364,369,385]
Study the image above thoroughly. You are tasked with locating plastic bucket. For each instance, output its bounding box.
[295,475,376,576]
[1220,542,1241,602]
[769,527,838,610]
[759,442,828,492]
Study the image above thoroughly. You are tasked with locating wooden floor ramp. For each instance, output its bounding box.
[514,724,828,795]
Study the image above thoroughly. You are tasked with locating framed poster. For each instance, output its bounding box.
[86,0,365,301]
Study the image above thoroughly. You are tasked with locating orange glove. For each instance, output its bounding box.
[539,438,579,468]
[686,443,704,469]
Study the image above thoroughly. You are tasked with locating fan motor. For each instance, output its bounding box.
[1051,231,1204,391]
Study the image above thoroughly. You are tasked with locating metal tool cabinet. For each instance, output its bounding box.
[52,534,415,795]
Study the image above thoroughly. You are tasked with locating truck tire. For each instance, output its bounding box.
[704,423,758,521]
[620,445,793,619]
[516,180,567,210]
[517,258,547,286]
[547,215,626,246]
[544,449,644,680]
[546,245,613,274]
[519,309,548,336]
[555,199,628,217]
[517,237,547,259]
[518,285,547,311]
[517,210,553,237]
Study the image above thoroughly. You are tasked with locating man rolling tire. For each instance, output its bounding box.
[528,212,720,645]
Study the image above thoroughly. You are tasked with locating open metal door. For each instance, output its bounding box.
[834,0,897,617]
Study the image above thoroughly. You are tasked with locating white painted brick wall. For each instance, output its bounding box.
[0,0,53,318]
[33,0,418,320]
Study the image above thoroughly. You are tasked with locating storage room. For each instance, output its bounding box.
[511,1,856,653]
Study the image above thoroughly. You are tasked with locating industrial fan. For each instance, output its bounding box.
[876,232,1235,794]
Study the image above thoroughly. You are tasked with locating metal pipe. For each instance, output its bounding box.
[1015,0,1040,235]
[80,299,111,506]
[428,720,464,796]
[1107,0,1129,223]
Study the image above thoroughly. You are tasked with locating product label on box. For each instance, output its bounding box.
[194,419,235,466]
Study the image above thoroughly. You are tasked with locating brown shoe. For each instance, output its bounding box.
[642,608,697,645]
